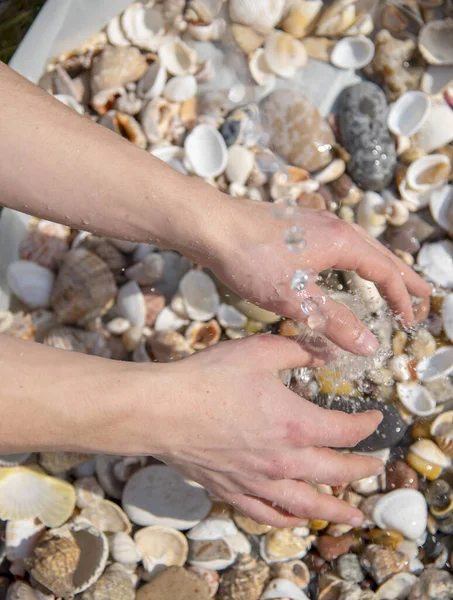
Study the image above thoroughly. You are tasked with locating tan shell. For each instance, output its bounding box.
[146,330,194,362]
[261,529,315,563]
[51,248,117,326]
[74,477,105,509]
[39,452,93,476]
[217,555,270,600]
[231,24,265,54]
[80,499,131,534]
[19,221,70,271]
[232,510,273,535]
[80,563,135,600]
[302,37,334,61]
[270,560,310,588]
[185,320,222,349]
[360,544,409,586]
[91,45,148,97]
[134,526,188,573]
[141,98,179,145]
[431,411,453,457]
[282,0,323,38]
[314,0,357,37]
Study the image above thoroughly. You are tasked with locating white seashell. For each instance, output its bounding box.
[81,498,132,534]
[375,572,418,600]
[137,59,167,100]
[226,145,254,185]
[264,31,307,79]
[7,261,55,308]
[122,465,212,529]
[135,526,188,574]
[249,49,276,88]
[406,154,451,192]
[159,39,197,76]
[184,124,228,178]
[164,75,197,102]
[187,518,238,541]
[412,99,453,154]
[6,582,44,600]
[154,307,189,332]
[351,475,380,496]
[442,293,453,342]
[373,489,427,540]
[385,199,410,227]
[261,578,310,600]
[417,347,453,382]
[125,252,164,285]
[344,12,374,36]
[109,239,138,253]
[330,36,375,70]
[357,192,387,238]
[314,158,346,184]
[6,519,45,562]
[421,65,453,95]
[430,185,453,236]
[106,317,131,335]
[74,476,105,509]
[188,18,227,41]
[121,2,166,51]
[409,438,450,467]
[388,355,411,382]
[399,178,432,212]
[396,383,436,417]
[188,537,236,570]
[417,240,453,288]
[315,0,357,37]
[418,19,453,66]
[217,304,247,329]
[180,270,220,321]
[260,529,314,564]
[231,23,266,54]
[224,531,251,555]
[229,0,286,35]
[387,91,432,138]
[116,281,146,328]
[53,94,85,114]
[106,15,130,47]
[110,531,142,565]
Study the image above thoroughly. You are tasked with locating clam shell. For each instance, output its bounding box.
[442,293,453,342]
[406,154,451,192]
[122,465,212,529]
[121,2,165,51]
[261,578,310,600]
[7,261,55,309]
[106,14,130,47]
[264,31,308,79]
[154,306,189,331]
[282,0,323,38]
[147,330,194,362]
[430,411,453,457]
[229,0,286,35]
[417,240,453,288]
[134,526,188,573]
[137,59,167,100]
[396,383,436,417]
[231,24,265,54]
[409,439,449,467]
[184,124,228,178]
[185,320,221,349]
[19,220,70,271]
[188,538,236,570]
[6,519,46,562]
[80,499,131,534]
[186,518,238,541]
[387,91,431,138]
[372,489,427,540]
[249,48,276,88]
[180,270,220,321]
[375,572,418,599]
[430,185,453,236]
[188,18,227,41]
[164,75,197,102]
[330,36,375,70]
[51,248,117,325]
[109,532,142,565]
[357,192,387,238]
[0,467,75,527]
[302,36,334,61]
[412,99,453,153]
[260,529,314,563]
[106,317,131,336]
[417,347,453,382]
[419,19,453,66]
[116,281,146,328]
[159,39,197,76]
[226,145,254,185]
[421,65,453,95]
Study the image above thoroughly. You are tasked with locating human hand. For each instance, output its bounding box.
[205,198,431,356]
[139,335,384,527]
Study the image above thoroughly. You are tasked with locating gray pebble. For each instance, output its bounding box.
[336,554,365,583]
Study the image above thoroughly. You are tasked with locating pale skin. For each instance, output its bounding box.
[0,62,431,527]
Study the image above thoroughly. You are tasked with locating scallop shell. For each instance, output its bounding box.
[180,270,220,321]
[372,489,427,540]
[0,467,75,527]
[282,0,323,38]
[6,519,46,562]
[330,36,375,70]
[19,221,70,271]
[121,2,166,51]
[357,192,388,238]
[74,477,105,509]
[115,281,146,328]
[417,347,453,382]
[80,499,131,534]
[229,0,286,35]
[51,248,117,326]
[419,19,453,66]
[417,240,453,288]
[261,578,310,600]
[184,124,228,178]
[134,526,188,574]
[7,261,55,309]
[260,529,315,564]
[231,23,266,54]
[185,320,221,349]
[264,31,307,79]
[396,383,436,417]
[430,411,453,457]
[164,75,198,102]
[159,39,197,77]
[122,465,212,529]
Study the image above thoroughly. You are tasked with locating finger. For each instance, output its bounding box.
[240,334,326,371]
[221,491,307,528]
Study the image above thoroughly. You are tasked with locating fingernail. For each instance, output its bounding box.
[349,513,363,528]
[356,329,379,355]
[368,410,384,425]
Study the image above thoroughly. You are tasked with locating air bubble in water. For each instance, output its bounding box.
[273,197,301,220]
[301,297,329,333]
[291,269,317,292]
[284,225,306,253]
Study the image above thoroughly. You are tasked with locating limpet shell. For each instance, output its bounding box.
[330,36,375,70]
[184,124,228,178]
[264,31,307,79]
[417,347,453,382]
[134,526,188,574]
[7,261,55,309]
[122,465,212,529]
[229,0,286,35]
[80,499,131,534]
[388,92,431,138]
[260,529,315,564]
[261,578,310,600]
[180,270,220,321]
[431,411,453,458]
[396,383,436,417]
[109,532,142,565]
[0,467,75,527]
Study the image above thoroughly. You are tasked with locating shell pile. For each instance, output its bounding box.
[3,0,453,597]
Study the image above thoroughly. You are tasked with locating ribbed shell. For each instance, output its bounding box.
[217,555,270,600]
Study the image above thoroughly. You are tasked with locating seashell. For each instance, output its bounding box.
[81,499,131,534]
[417,347,453,382]
[387,91,431,140]
[187,539,236,571]
[7,261,55,309]
[195,59,216,84]
[419,19,453,66]
[264,31,307,79]
[417,240,453,288]
[122,465,212,529]
[357,192,388,238]
[121,2,165,51]
[79,562,135,600]
[154,306,189,332]
[282,0,323,38]
[385,199,410,226]
[78,237,126,276]
[360,544,409,586]
[159,39,197,77]
[19,220,70,271]
[184,124,228,178]
[115,90,143,116]
[134,526,188,574]
[164,74,197,102]
[225,145,255,186]
[220,103,260,148]
[301,36,334,61]
[431,411,453,457]
[260,529,315,564]
[6,581,43,600]
[217,304,248,329]
[229,0,286,35]
[109,532,142,565]
[406,154,451,192]
[39,452,93,476]
[351,475,380,496]
[6,518,45,562]
[406,328,436,361]
[336,553,364,583]
[430,185,453,237]
[116,281,146,328]
[95,455,124,500]
[271,560,310,588]
[375,572,417,600]
[136,565,211,599]
[53,93,85,114]
[188,18,227,41]
[330,36,375,70]
[412,99,453,154]
[180,270,220,321]
[421,65,453,96]
[51,248,117,326]
[147,330,194,361]
[187,566,219,598]
[187,518,238,541]
[180,97,198,130]
[74,477,104,509]
[314,0,357,37]
[407,439,449,480]
[90,45,148,99]
[99,111,147,149]
[141,97,178,145]
[106,317,131,336]
[396,383,436,417]
[231,24,266,54]
[43,327,110,358]
[185,0,224,24]
[249,48,276,89]
[314,158,346,185]
[261,578,309,600]
[185,320,221,350]
[137,58,167,101]
[106,14,130,47]
[113,456,147,484]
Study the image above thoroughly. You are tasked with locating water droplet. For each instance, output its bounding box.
[284,225,306,253]
[291,269,317,292]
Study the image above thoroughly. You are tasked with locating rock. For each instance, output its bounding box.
[81,564,135,600]
[336,553,365,583]
[386,460,418,491]
[311,396,408,451]
[409,569,453,600]
[360,545,409,586]
[260,90,335,172]
[316,534,357,562]
[136,566,210,600]
[338,82,397,191]
[217,555,269,600]
[142,289,165,326]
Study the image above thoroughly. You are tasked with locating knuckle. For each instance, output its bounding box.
[266,459,289,480]
[328,217,348,236]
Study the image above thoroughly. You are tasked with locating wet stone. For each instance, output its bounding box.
[386,460,418,491]
[338,82,397,191]
[336,553,365,583]
[136,566,210,600]
[316,534,357,562]
[409,569,453,600]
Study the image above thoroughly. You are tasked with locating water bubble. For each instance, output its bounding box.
[284,225,306,253]
[291,269,317,292]
[273,197,301,220]
[301,297,329,333]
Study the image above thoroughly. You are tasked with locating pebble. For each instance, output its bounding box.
[338,82,397,191]
[386,460,419,491]
[360,545,409,586]
[316,534,357,562]
[336,553,365,583]
[408,569,453,600]
[143,289,166,326]
[136,566,210,600]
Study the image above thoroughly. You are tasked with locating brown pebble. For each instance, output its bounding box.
[315,533,356,562]
[304,552,328,574]
[385,460,418,491]
[143,289,166,326]
[136,566,210,600]
[297,192,327,210]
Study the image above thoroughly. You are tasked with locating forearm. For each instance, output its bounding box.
[0,62,228,264]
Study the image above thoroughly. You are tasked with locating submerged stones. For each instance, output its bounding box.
[338,82,397,191]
